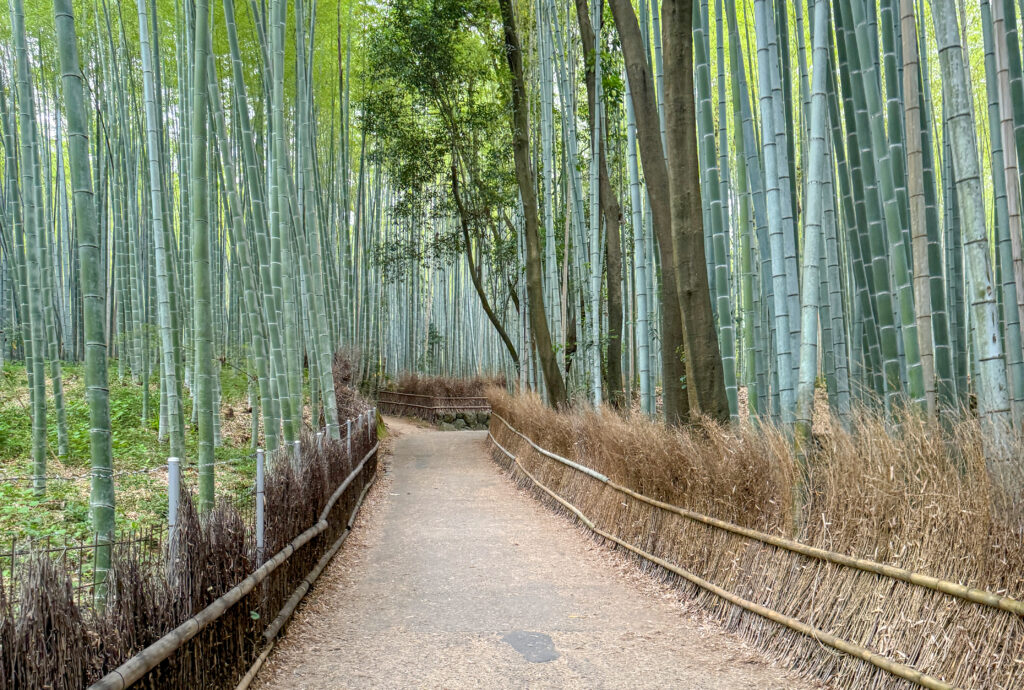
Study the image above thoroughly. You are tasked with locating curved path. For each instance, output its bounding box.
[254,418,810,689]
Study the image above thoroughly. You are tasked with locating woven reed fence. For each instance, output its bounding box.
[0,525,168,610]
[0,470,260,609]
[379,390,490,423]
[487,396,1024,690]
[0,414,379,690]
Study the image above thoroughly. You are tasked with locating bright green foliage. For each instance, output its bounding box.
[3,0,1024,554]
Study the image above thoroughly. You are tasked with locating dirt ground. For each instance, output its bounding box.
[253,416,812,689]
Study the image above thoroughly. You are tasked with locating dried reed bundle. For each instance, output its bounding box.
[392,372,505,398]
[333,350,374,421]
[487,388,1024,689]
[0,423,378,688]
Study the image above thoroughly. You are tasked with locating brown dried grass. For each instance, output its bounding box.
[487,387,1024,689]
[0,429,378,689]
[333,350,373,421]
[391,372,505,398]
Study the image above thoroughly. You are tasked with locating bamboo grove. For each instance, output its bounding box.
[2,0,1024,595]
[0,0,389,598]
[362,0,1024,460]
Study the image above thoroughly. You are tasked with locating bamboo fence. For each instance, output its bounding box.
[487,409,1024,689]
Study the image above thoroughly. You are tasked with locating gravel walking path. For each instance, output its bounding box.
[253,418,811,689]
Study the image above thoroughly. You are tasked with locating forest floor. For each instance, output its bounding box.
[0,362,258,543]
[253,416,811,689]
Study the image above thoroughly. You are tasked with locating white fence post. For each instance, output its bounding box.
[256,448,265,563]
[346,418,352,459]
[168,457,180,544]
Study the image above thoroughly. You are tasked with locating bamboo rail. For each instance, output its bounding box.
[490,412,1024,617]
[378,390,491,423]
[488,431,957,690]
[89,442,380,690]
[235,470,379,690]
[379,391,491,402]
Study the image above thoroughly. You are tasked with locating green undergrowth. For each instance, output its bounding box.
[0,361,257,543]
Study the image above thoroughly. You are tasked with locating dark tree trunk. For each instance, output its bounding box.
[450,164,520,370]
[607,0,690,423]
[662,0,729,422]
[498,0,568,407]
[575,0,624,408]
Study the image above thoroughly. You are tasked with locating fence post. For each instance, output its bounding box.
[256,448,265,563]
[293,440,301,467]
[168,457,180,545]
[347,418,352,459]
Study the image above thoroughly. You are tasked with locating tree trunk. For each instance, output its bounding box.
[607,0,689,423]
[498,0,567,407]
[451,164,520,369]
[662,0,729,423]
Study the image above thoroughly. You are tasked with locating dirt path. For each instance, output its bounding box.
[254,418,811,689]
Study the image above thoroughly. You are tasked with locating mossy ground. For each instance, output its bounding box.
[0,361,258,543]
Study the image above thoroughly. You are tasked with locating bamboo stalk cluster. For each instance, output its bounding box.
[5,0,1024,611]
[362,0,1024,469]
[0,0,378,601]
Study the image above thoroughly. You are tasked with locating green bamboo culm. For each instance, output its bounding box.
[221,0,284,452]
[795,0,831,448]
[137,0,186,460]
[53,0,114,606]
[190,0,215,511]
[930,0,1013,462]
[11,0,49,496]
[753,0,794,423]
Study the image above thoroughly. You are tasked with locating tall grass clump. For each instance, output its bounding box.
[488,388,1024,689]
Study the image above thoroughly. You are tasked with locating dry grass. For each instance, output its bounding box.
[390,372,505,398]
[0,428,379,689]
[487,388,1024,689]
[333,351,374,421]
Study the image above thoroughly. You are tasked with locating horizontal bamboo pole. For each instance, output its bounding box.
[380,391,488,402]
[263,470,378,642]
[236,470,379,690]
[89,442,380,690]
[233,641,275,690]
[89,521,325,690]
[489,432,959,690]
[490,412,1024,617]
[491,413,609,482]
[319,443,379,523]
[379,401,490,412]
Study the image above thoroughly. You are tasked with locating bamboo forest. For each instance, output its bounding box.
[1,0,1024,687]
